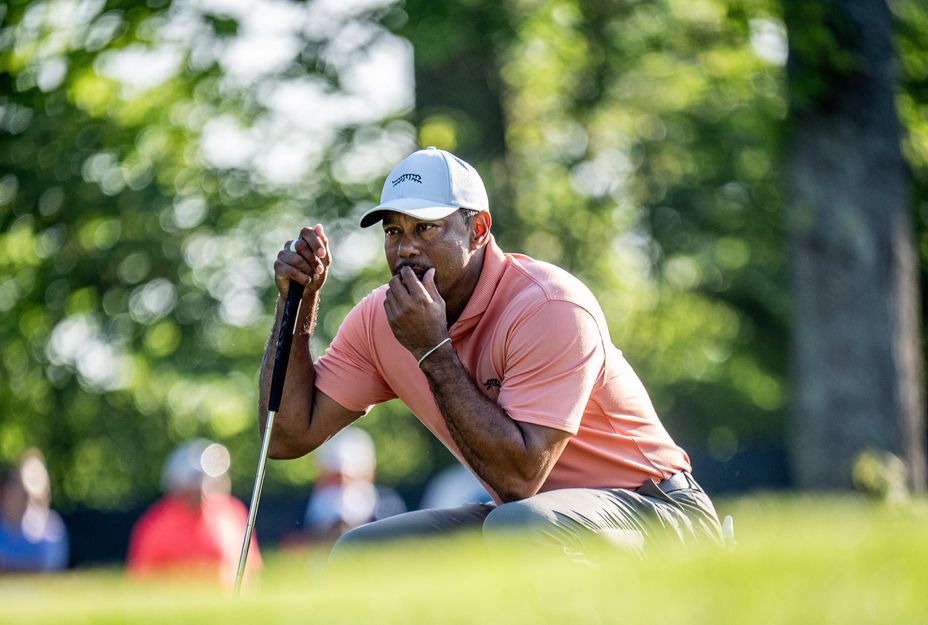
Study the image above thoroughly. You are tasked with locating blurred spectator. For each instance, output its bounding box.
[303,427,405,542]
[419,464,491,510]
[127,439,259,588]
[0,450,68,573]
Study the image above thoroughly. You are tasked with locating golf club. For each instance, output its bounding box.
[234,271,305,596]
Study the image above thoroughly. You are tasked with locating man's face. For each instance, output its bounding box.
[382,211,473,297]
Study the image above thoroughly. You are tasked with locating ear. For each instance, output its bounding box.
[470,211,492,250]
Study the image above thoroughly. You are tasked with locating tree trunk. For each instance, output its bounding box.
[784,0,926,491]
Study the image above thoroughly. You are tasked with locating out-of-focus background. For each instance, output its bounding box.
[1,0,926,568]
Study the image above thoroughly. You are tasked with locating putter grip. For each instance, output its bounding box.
[267,282,305,412]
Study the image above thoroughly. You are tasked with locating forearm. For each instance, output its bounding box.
[258,292,319,459]
[419,346,555,502]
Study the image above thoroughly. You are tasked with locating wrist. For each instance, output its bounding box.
[277,290,317,336]
[417,337,452,368]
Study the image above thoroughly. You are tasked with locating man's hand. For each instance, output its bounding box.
[274,224,331,299]
[384,267,449,360]
[260,221,363,460]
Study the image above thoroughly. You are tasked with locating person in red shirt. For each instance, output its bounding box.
[127,439,260,588]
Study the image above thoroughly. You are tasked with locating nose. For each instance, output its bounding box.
[396,232,419,258]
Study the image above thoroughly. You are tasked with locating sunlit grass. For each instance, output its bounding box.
[1,495,926,624]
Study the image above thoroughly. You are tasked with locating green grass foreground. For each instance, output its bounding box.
[1,495,926,624]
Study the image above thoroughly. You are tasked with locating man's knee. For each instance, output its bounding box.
[330,521,376,556]
[483,498,556,535]
[332,505,492,558]
[482,496,589,556]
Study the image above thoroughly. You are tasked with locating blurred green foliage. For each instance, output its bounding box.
[495,0,790,454]
[0,0,420,508]
[0,0,926,510]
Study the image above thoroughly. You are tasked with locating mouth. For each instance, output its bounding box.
[394,262,431,280]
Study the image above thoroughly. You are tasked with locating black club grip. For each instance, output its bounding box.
[267,282,305,412]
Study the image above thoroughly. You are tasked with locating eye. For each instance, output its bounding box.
[383,227,399,236]
[416,223,435,233]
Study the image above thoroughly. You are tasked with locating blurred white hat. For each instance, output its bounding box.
[317,427,375,479]
[161,439,231,493]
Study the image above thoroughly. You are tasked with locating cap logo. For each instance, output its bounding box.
[391,173,422,186]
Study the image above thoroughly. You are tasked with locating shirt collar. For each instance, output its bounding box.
[450,235,507,335]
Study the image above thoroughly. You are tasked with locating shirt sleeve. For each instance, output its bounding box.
[314,291,396,413]
[497,300,604,434]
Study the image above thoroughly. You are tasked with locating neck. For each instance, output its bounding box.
[445,245,486,326]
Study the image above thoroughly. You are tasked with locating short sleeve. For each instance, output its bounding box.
[314,292,397,413]
[497,300,604,434]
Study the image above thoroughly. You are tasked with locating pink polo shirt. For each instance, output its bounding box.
[314,237,690,502]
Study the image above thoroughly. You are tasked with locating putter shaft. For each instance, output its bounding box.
[234,408,276,596]
[234,281,305,596]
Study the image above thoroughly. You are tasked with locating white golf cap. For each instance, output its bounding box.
[359,147,489,228]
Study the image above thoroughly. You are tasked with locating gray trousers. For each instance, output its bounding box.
[331,474,723,559]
